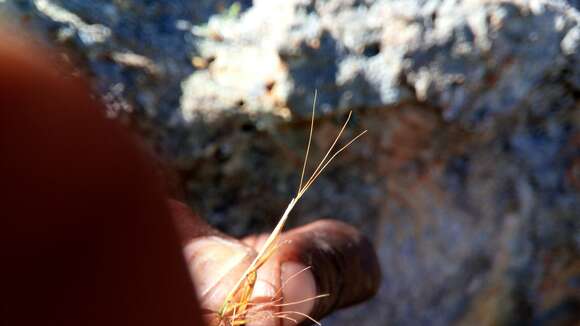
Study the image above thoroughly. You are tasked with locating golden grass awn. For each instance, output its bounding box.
[211,91,367,325]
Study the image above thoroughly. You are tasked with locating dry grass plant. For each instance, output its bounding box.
[206,91,367,325]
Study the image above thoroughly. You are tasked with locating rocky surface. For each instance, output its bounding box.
[3,0,580,325]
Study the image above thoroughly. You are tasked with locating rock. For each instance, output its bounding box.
[0,0,250,149]
[4,0,580,325]
[181,0,414,122]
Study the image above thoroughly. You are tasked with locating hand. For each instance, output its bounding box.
[0,29,380,326]
[170,200,381,326]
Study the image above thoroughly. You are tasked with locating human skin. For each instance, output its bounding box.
[172,201,381,326]
[0,28,380,326]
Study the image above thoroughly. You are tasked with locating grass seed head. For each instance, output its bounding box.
[212,92,366,325]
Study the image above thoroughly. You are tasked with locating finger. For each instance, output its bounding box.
[246,255,283,326]
[0,28,203,326]
[245,235,315,326]
[242,234,285,307]
[183,235,256,313]
[244,219,380,326]
[277,260,318,326]
[241,233,267,248]
[169,199,231,244]
[251,244,281,303]
[172,201,257,315]
[277,219,381,323]
[242,234,282,326]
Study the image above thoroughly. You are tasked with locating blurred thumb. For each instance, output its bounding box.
[278,219,381,322]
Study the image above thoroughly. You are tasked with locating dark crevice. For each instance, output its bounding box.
[362,42,381,57]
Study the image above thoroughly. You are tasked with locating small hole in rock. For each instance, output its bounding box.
[265,80,275,92]
[241,122,255,132]
[363,42,381,57]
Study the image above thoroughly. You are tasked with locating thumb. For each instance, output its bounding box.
[278,219,381,322]
[242,219,381,326]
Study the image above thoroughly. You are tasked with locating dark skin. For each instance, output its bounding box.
[0,30,380,326]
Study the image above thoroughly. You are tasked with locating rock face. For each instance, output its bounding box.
[5,0,580,325]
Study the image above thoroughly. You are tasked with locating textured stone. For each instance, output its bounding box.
[4,0,580,325]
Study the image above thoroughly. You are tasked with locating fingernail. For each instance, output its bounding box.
[280,261,317,325]
[251,256,279,301]
[183,236,253,310]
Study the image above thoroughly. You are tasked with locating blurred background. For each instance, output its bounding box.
[2,0,580,325]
